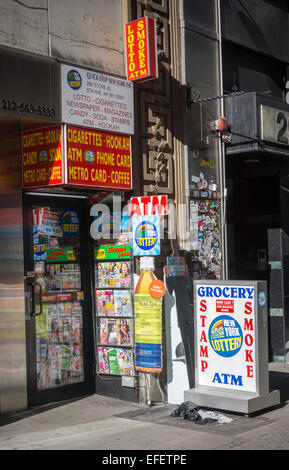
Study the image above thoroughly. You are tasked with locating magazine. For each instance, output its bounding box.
[114,290,132,316]
[98,347,110,374]
[116,319,132,346]
[46,264,61,291]
[96,290,114,316]
[117,348,134,376]
[107,319,118,345]
[108,348,119,375]
[100,318,108,345]
[97,262,131,288]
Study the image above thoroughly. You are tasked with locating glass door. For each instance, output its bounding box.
[24,193,94,407]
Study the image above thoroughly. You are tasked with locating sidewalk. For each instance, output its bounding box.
[0,362,289,450]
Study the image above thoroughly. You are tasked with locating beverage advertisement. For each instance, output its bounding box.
[134,257,163,373]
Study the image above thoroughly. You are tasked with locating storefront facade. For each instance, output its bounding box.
[0,0,185,414]
[2,0,289,415]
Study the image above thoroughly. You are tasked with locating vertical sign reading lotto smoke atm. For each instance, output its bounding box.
[125,17,158,82]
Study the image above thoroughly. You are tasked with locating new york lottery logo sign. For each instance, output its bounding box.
[208,315,243,358]
[196,283,257,393]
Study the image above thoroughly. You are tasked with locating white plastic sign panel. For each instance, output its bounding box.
[195,283,257,393]
[61,64,134,135]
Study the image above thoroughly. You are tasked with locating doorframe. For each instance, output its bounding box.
[23,191,95,407]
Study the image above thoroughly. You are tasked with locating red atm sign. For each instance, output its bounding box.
[125,17,158,82]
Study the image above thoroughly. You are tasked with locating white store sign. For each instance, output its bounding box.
[195,283,257,393]
[61,64,134,135]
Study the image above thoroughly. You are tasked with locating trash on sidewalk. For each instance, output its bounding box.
[170,401,234,425]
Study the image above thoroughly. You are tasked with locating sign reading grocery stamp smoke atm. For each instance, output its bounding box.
[196,283,256,393]
[184,280,280,414]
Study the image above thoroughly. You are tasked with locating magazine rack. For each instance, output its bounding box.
[94,244,136,378]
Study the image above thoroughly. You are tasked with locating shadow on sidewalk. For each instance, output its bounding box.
[0,395,88,428]
[269,369,289,404]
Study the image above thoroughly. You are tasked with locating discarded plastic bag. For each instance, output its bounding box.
[170,401,233,425]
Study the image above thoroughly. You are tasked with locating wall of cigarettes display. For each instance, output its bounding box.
[33,206,85,391]
[95,245,135,377]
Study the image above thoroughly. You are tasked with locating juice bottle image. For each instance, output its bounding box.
[135,256,156,294]
[134,256,162,373]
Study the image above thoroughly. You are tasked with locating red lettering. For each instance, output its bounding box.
[245,350,253,362]
[247,365,254,378]
[201,360,208,372]
[130,198,141,216]
[200,346,208,357]
[245,334,254,347]
[151,195,168,215]
[200,315,206,327]
[244,302,253,314]
[244,318,253,330]
[139,196,150,216]
[200,331,207,343]
[200,300,207,312]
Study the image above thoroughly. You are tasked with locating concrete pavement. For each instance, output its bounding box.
[1,362,289,450]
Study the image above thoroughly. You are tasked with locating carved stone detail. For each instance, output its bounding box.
[132,0,175,198]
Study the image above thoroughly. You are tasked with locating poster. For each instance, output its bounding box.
[134,294,162,373]
[132,215,160,256]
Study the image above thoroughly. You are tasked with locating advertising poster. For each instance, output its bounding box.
[195,283,257,393]
[134,294,162,373]
[134,257,164,373]
[61,64,134,135]
[132,215,160,256]
[22,126,62,188]
[66,125,132,190]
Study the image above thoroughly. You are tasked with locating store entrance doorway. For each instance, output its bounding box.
[24,193,94,407]
[226,154,281,282]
